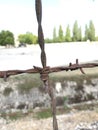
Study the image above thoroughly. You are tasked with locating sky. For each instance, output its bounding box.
[0,0,98,40]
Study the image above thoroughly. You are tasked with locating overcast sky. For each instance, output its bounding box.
[0,0,98,39]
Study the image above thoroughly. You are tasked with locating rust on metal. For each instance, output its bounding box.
[35,0,46,68]
[0,59,98,79]
[0,0,98,130]
[35,1,58,130]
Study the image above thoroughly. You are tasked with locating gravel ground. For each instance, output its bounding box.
[1,110,98,130]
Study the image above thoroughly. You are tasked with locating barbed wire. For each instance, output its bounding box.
[0,0,98,130]
[0,59,98,80]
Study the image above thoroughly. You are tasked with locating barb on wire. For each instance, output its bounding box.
[69,59,85,74]
[0,0,98,130]
[0,59,98,79]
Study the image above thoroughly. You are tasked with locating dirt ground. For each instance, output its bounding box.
[1,110,98,130]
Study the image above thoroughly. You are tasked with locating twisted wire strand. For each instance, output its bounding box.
[35,0,42,24]
[35,1,59,130]
[35,0,46,68]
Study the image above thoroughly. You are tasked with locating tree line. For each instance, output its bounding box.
[0,20,97,46]
[45,20,96,43]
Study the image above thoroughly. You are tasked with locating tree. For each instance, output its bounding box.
[65,25,71,42]
[18,34,26,44]
[18,32,38,44]
[45,38,53,43]
[72,20,79,42]
[84,24,89,41]
[0,30,15,46]
[58,25,64,42]
[78,27,82,41]
[53,27,57,43]
[95,36,98,41]
[88,20,95,41]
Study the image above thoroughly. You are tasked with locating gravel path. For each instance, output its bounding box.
[1,110,98,130]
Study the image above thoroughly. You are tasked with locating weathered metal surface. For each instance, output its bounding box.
[0,0,98,130]
[0,60,98,79]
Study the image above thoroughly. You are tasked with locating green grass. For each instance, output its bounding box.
[71,101,98,111]
[34,101,98,120]
[1,101,98,121]
[1,111,26,121]
[50,67,98,86]
[1,67,98,91]
[35,108,52,119]
[8,67,98,94]
[1,66,98,121]
[17,74,43,93]
[34,106,71,119]
[3,87,13,96]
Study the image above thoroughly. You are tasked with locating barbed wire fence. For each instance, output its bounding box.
[0,0,98,130]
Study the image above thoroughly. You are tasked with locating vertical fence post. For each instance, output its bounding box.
[35,0,58,130]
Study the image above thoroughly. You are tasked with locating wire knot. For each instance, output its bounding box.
[40,66,50,82]
[33,66,50,82]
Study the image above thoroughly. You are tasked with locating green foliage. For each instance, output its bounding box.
[45,38,53,43]
[1,111,25,121]
[88,20,95,41]
[17,76,42,93]
[58,25,64,42]
[0,30,15,46]
[95,36,98,41]
[3,87,13,96]
[53,27,58,43]
[35,109,52,119]
[18,80,33,93]
[72,20,79,41]
[65,25,72,42]
[78,27,82,41]
[64,96,68,102]
[15,20,96,44]
[35,107,71,119]
[84,24,89,41]
[18,32,38,44]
